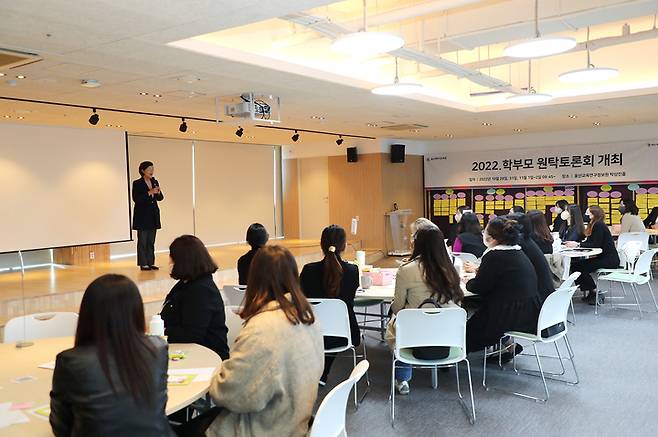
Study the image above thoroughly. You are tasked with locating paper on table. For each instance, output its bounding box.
[0,402,30,429]
[29,405,50,421]
[168,367,217,383]
[38,361,56,370]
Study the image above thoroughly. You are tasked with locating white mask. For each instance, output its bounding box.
[585,209,591,219]
[455,213,462,223]
[482,233,494,248]
[560,210,569,221]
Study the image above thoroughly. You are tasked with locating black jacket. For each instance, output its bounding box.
[237,248,258,285]
[581,221,620,266]
[456,232,486,258]
[160,274,230,360]
[520,237,555,301]
[300,258,361,346]
[532,235,554,255]
[132,177,163,230]
[50,337,172,437]
[553,215,566,235]
[560,225,584,242]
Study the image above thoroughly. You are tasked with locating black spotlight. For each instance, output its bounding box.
[336,135,344,146]
[179,118,187,133]
[88,108,99,125]
[235,126,244,137]
[291,130,300,142]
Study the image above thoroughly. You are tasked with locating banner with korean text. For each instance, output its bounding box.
[424,141,658,188]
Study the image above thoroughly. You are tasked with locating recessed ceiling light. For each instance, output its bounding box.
[17,116,24,120]
[0,73,5,77]
[105,124,112,127]
[310,115,325,120]
[139,92,148,96]
[593,121,601,126]
[332,31,404,56]
[410,129,420,133]
[559,67,619,83]
[446,133,454,138]
[16,75,26,79]
[153,94,162,98]
[3,115,10,118]
[116,125,122,128]
[568,114,577,119]
[482,122,493,126]
[514,128,523,132]
[366,123,379,127]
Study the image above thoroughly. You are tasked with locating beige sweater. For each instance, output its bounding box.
[620,213,645,234]
[207,298,324,437]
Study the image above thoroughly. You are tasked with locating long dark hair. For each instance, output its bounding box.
[456,212,482,235]
[507,213,534,241]
[75,274,156,405]
[621,198,639,215]
[585,205,605,237]
[411,227,463,304]
[320,225,346,298]
[241,245,315,325]
[528,210,554,244]
[567,204,585,237]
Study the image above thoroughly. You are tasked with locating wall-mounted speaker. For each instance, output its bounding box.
[347,147,358,163]
[391,144,405,163]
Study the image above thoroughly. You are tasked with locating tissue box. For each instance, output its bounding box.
[363,270,394,286]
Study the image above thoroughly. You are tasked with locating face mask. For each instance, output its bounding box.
[455,213,462,223]
[618,206,626,214]
[482,233,494,248]
[560,210,569,221]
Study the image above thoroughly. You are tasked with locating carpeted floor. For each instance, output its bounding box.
[318,277,658,437]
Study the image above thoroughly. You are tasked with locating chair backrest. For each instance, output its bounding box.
[309,360,370,437]
[452,252,479,265]
[633,249,657,276]
[224,305,243,345]
[536,287,576,339]
[558,272,581,290]
[619,241,643,271]
[309,299,352,346]
[617,232,649,251]
[4,312,78,343]
[221,285,245,307]
[395,308,466,359]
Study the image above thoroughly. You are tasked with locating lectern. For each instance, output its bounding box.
[385,209,413,256]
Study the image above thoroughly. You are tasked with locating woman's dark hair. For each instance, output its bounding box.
[240,245,315,325]
[138,161,154,176]
[528,210,554,244]
[486,217,521,246]
[320,225,347,298]
[246,223,269,249]
[169,235,218,281]
[456,212,482,235]
[457,205,472,214]
[75,274,156,405]
[411,227,464,304]
[507,213,534,240]
[567,204,586,237]
[585,205,605,237]
[555,199,569,211]
[510,205,525,214]
[621,198,639,215]
[645,207,658,228]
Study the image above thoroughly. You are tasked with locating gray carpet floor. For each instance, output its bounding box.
[318,277,658,437]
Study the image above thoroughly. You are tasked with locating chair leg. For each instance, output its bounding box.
[568,300,576,325]
[465,359,476,424]
[389,358,396,425]
[379,301,387,342]
[631,284,643,318]
[647,281,658,312]
[564,335,580,385]
[431,366,438,389]
[554,342,566,376]
[533,343,550,403]
[357,339,370,403]
[352,348,358,408]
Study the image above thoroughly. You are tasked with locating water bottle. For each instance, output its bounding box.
[149,314,165,337]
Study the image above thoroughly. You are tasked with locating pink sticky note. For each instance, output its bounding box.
[11,402,34,410]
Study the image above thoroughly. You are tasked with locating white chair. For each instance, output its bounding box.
[221,285,246,307]
[483,287,579,403]
[309,360,370,437]
[617,232,649,251]
[309,299,369,407]
[4,312,78,343]
[598,249,658,318]
[452,252,479,266]
[391,308,475,425]
[557,272,581,324]
[224,305,243,345]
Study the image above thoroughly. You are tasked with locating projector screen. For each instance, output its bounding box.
[0,123,131,253]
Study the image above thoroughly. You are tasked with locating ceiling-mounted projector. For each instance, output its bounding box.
[224,92,281,123]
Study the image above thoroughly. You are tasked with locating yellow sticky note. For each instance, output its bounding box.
[515,199,524,206]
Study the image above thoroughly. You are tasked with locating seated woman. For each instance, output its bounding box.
[528,210,554,254]
[566,206,620,305]
[50,274,172,436]
[386,226,463,395]
[644,206,658,229]
[509,205,525,214]
[619,198,645,234]
[447,205,472,247]
[300,225,360,385]
[161,235,229,360]
[552,199,569,233]
[464,217,541,354]
[237,223,269,285]
[453,212,487,258]
[204,245,324,437]
[559,204,586,242]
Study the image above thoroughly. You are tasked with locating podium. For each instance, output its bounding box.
[385,209,413,256]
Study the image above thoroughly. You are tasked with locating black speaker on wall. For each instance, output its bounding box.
[391,144,405,163]
[347,147,358,163]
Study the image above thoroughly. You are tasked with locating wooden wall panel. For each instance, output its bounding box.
[381,155,424,219]
[53,244,110,265]
[282,158,300,239]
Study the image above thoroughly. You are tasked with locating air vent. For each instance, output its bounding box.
[380,123,428,131]
[0,48,41,69]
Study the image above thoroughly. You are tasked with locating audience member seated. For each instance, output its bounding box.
[619,198,645,233]
[509,205,525,214]
[447,205,472,247]
[559,204,586,242]
[528,210,554,254]
[463,217,541,356]
[552,199,569,233]
[161,235,229,360]
[566,206,620,305]
[197,245,323,437]
[300,225,360,385]
[453,212,486,258]
[386,226,463,395]
[50,274,172,436]
[410,217,438,235]
[237,223,269,285]
[644,206,658,229]
[508,213,555,302]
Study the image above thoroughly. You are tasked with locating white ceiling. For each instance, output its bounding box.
[1,0,658,148]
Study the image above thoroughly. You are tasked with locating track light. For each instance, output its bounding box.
[235,126,244,137]
[88,108,99,125]
[179,118,187,133]
[291,130,300,142]
[336,136,344,146]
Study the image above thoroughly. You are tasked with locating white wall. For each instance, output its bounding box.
[298,157,329,239]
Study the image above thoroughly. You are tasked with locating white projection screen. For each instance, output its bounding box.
[0,123,131,253]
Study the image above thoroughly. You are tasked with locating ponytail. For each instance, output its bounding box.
[320,226,347,298]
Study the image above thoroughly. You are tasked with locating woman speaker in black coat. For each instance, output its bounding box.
[132,161,164,271]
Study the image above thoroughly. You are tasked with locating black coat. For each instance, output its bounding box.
[300,258,361,346]
[561,225,584,242]
[520,237,555,301]
[532,235,554,255]
[132,177,163,230]
[553,215,566,235]
[50,337,173,437]
[465,248,541,352]
[456,232,486,258]
[237,248,258,285]
[160,274,230,360]
[581,221,620,266]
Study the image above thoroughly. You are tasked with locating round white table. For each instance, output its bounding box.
[0,337,221,436]
[554,247,603,281]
